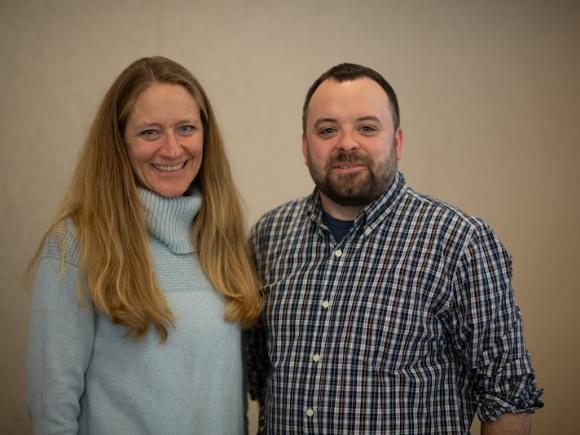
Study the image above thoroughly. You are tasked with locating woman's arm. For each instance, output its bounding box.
[27,255,95,435]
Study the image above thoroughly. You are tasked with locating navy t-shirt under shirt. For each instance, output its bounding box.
[321,209,355,243]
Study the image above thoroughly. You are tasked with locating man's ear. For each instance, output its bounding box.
[394,128,404,161]
[302,134,308,165]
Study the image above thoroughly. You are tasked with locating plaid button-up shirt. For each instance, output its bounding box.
[246,172,542,434]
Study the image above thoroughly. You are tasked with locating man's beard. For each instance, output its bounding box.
[306,143,397,208]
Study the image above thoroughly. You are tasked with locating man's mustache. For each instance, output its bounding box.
[329,150,371,166]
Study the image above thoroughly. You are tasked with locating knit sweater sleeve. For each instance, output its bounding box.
[27,241,95,435]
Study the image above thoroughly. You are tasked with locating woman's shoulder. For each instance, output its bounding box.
[40,218,81,266]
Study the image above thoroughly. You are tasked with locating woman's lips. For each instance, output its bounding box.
[151,161,187,172]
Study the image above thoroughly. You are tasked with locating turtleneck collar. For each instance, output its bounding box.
[138,187,202,254]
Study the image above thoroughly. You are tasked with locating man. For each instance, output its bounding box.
[246,63,543,434]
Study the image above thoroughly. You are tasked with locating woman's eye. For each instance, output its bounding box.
[178,125,196,135]
[140,129,159,139]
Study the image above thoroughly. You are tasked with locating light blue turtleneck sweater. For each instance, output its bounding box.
[28,189,244,435]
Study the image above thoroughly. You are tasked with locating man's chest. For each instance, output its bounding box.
[259,230,456,373]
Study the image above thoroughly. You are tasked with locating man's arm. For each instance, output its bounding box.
[481,412,531,435]
[450,220,543,426]
[244,223,270,434]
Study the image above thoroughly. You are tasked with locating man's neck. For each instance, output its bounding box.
[319,194,364,221]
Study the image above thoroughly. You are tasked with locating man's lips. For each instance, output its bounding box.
[333,162,366,169]
[331,162,368,173]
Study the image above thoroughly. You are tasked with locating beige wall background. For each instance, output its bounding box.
[1,0,579,433]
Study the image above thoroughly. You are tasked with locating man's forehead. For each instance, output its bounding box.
[312,77,390,103]
[307,78,392,120]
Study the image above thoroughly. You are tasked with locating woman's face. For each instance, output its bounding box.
[124,83,204,197]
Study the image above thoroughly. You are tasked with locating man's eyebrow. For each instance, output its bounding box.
[312,116,383,129]
[313,118,338,129]
[356,115,382,124]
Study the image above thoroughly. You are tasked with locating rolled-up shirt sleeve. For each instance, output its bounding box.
[450,220,543,422]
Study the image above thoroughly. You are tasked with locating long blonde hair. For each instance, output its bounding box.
[30,57,261,341]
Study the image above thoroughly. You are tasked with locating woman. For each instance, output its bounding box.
[27,56,261,434]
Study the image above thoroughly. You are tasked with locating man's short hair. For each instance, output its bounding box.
[302,63,400,133]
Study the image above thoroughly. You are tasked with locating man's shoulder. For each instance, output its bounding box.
[253,195,311,232]
[399,187,511,264]
[403,187,488,231]
[250,195,313,255]
[399,186,507,252]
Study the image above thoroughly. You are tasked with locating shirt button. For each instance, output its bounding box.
[364,227,371,236]
[312,354,321,362]
[306,408,314,417]
[321,300,330,309]
[334,249,343,257]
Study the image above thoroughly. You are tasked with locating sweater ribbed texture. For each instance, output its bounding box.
[139,187,200,254]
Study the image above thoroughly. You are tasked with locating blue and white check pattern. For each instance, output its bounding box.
[246,172,542,434]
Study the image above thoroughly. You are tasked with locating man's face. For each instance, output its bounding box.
[302,78,403,209]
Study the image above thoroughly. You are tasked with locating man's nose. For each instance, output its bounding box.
[337,130,360,151]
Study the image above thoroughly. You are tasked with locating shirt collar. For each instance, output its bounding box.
[307,171,407,232]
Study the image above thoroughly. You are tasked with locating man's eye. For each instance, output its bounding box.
[318,127,336,137]
[359,125,378,135]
